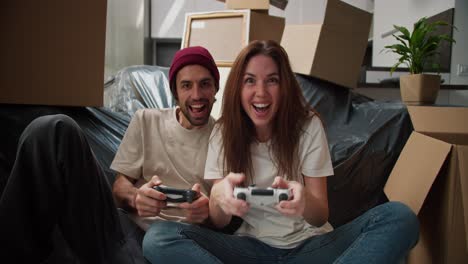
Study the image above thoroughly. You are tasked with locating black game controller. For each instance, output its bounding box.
[153,185,199,203]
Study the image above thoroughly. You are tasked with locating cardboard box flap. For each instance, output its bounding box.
[249,12,285,43]
[323,0,372,34]
[281,24,321,76]
[419,133,468,145]
[457,145,468,249]
[385,132,452,214]
[408,106,468,143]
[312,23,370,89]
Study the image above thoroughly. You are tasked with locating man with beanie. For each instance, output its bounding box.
[112,46,219,229]
[0,46,220,264]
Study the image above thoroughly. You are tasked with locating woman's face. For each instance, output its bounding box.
[241,54,280,141]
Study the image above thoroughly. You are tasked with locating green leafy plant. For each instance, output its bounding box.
[384,17,456,75]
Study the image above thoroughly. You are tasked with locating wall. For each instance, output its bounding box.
[151,0,224,38]
[373,0,455,68]
[105,0,145,81]
[450,0,468,85]
[371,0,468,94]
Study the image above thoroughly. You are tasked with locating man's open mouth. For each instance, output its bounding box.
[189,104,206,113]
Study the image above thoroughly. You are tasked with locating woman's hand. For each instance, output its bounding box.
[272,176,306,217]
[211,173,249,217]
[134,175,167,217]
[209,172,249,228]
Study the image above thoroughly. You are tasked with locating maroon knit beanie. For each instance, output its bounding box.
[169,46,220,98]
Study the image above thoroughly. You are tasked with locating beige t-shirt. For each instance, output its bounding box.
[111,108,214,229]
[205,115,334,248]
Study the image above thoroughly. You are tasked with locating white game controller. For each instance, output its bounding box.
[233,185,291,206]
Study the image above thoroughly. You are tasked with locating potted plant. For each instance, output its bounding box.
[384,17,456,105]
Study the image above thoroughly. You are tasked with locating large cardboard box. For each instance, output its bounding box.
[182,10,285,67]
[0,0,107,107]
[384,106,468,263]
[226,0,269,11]
[280,0,372,89]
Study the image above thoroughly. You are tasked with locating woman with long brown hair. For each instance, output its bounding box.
[206,39,332,239]
[143,40,419,264]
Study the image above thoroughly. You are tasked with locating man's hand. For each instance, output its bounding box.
[211,173,249,217]
[178,183,209,224]
[134,175,167,217]
[272,176,305,217]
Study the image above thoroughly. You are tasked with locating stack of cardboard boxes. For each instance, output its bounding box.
[385,106,468,263]
[192,0,372,90]
[184,0,372,120]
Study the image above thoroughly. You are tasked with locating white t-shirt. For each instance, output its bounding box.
[204,115,334,248]
[111,108,214,230]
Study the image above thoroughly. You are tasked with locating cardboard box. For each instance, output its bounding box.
[280,0,372,89]
[0,0,107,107]
[182,10,285,67]
[218,0,289,10]
[226,0,269,11]
[384,106,468,263]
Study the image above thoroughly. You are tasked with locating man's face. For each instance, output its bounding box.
[176,64,217,129]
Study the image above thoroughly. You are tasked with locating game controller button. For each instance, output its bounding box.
[237,193,247,201]
[278,193,288,201]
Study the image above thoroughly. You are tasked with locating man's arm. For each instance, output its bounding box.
[113,174,167,217]
[112,174,138,213]
[178,183,210,224]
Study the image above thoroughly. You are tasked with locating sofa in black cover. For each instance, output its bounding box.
[0,65,412,263]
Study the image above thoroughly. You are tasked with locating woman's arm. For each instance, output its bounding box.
[209,173,249,229]
[302,176,329,226]
[209,179,232,228]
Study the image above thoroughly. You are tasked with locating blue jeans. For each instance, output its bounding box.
[143,201,419,264]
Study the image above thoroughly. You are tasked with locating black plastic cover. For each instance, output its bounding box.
[296,74,413,226]
[0,66,412,228]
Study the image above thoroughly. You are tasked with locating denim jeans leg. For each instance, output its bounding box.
[287,201,419,264]
[143,221,285,264]
[143,221,223,264]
